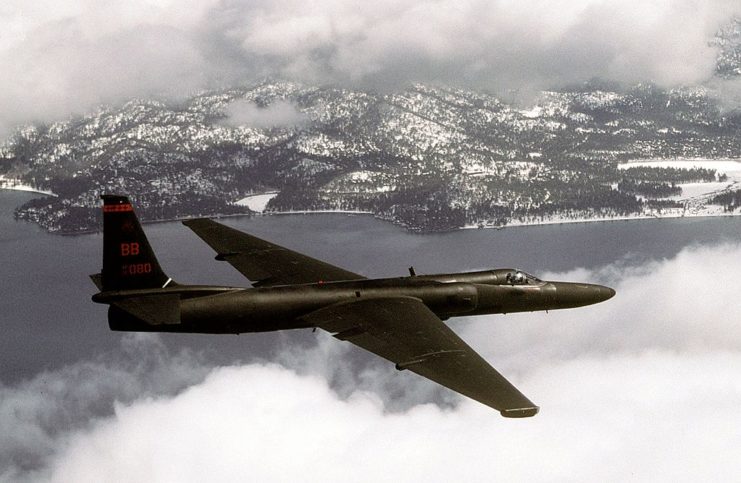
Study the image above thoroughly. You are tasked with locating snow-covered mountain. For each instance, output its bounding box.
[1,77,740,232]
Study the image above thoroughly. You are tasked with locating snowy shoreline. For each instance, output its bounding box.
[257,207,741,231]
[2,185,739,234]
[0,175,57,196]
[463,210,741,230]
[261,208,741,232]
[248,157,741,231]
[3,157,741,233]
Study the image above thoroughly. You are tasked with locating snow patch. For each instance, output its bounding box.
[670,182,731,200]
[519,106,542,118]
[618,159,741,201]
[235,192,278,212]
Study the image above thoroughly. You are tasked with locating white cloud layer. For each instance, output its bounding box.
[43,354,741,482]
[2,242,741,482]
[1,0,740,136]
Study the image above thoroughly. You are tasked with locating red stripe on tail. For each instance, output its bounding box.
[103,204,134,213]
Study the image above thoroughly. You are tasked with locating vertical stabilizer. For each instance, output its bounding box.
[100,195,171,291]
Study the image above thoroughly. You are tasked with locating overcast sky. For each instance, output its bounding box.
[1,0,740,136]
[2,241,740,482]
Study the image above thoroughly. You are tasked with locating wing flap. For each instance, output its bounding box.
[301,296,539,417]
[183,218,365,286]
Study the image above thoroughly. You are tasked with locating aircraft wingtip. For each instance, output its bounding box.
[500,406,540,418]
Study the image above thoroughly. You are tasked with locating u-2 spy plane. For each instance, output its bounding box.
[91,195,614,418]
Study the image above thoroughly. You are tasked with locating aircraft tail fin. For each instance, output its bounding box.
[99,195,173,291]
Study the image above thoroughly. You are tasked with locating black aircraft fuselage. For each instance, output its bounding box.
[94,269,614,334]
[91,195,615,417]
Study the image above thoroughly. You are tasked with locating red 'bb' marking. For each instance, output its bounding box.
[120,242,140,256]
[103,204,133,213]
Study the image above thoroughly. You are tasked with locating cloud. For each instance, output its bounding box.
[220,99,309,128]
[0,0,224,137]
[0,334,211,481]
[230,0,740,91]
[2,242,741,481]
[43,354,741,482]
[1,0,740,136]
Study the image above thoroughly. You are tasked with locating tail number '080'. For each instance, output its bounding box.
[121,263,152,276]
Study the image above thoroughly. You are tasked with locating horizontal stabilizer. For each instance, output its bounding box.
[112,294,181,326]
[89,273,103,290]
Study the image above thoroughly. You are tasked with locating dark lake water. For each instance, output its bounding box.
[2,189,740,383]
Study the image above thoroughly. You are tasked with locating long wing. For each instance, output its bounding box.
[183,219,365,287]
[301,296,539,417]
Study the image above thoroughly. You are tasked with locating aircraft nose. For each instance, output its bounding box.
[594,285,616,303]
[578,283,615,304]
[549,282,616,308]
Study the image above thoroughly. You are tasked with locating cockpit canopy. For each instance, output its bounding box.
[505,270,542,285]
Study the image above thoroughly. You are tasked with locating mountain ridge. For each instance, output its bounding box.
[1,79,740,233]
